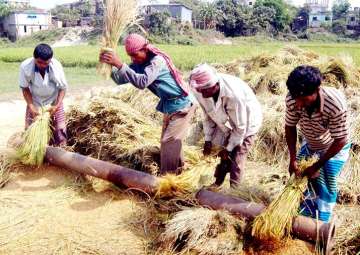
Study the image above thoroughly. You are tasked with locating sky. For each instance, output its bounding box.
[30,0,360,9]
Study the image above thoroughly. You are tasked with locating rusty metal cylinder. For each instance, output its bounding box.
[196,189,335,255]
[45,146,159,194]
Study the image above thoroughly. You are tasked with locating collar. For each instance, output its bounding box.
[34,64,50,73]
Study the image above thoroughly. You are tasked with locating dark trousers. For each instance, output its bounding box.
[214,135,255,187]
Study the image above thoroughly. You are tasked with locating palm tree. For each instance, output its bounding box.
[199,3,219,29]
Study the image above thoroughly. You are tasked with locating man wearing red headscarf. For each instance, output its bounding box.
[99,33,195,175]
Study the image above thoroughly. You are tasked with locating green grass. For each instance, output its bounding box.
[0,62,102,94]
[1,42,360,94]
[0,43,283,69]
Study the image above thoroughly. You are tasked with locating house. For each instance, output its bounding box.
[143,4,192,23]
[139,0,169,5]
[306,0,332,28]
[309,11,332,27]
[347,7,360,30]
[236,0,256,7]
[1,10,51,41]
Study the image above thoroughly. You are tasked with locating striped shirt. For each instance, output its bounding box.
[285,87,348,151]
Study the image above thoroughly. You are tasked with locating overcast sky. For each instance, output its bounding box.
[30,0,360,9]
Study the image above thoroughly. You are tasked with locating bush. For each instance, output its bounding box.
[148,11,173,37]
[332,19,347,35]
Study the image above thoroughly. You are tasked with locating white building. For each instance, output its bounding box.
[306,0,332,28]
[2,10,51,41]
[237,0,256,7]
[139,0,169,6]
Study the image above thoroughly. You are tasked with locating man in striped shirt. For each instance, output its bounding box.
[285,65,350,222]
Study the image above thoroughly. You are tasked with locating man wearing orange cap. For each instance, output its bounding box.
[190,64,262,188]
[99,33,195,175]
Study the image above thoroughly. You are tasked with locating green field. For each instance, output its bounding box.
[1,42,360,94]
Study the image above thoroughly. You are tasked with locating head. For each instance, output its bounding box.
[286,65,322,110]
[124,34,149,65]
[33,43,53,71]
[190,64,220,98]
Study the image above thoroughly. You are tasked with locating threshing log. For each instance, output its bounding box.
[45,147,335,254]
[45,146,159,194]
[196,189,335,255]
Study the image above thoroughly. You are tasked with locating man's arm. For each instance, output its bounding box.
[101,51,161,89]
[303,137,347,178]
[49,89,66,116]
[285,125,300,175]
[225,99,247,152]
[285,125,297,164]
[22,88,39,117]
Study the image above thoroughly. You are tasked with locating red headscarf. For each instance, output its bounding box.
[124,33,189,96]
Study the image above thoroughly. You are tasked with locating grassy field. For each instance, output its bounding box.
[1,42,360,94]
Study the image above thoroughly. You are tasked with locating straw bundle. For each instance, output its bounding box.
[251,156,318,241]
[160,207,245,255]
[156,155,216,198]
[15,108,52,166]
[67,97,161,172]
[97,0,138,79]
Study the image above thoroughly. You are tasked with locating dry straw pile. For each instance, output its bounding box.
[213,46,360,166]
[97,0,138,79]
[160,207,245,255]
[67,88,217,179]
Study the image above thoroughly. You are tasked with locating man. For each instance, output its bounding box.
[189,63,262,188]
[99,33,195,175]
[20,43,68,145]
[285,65,350,222]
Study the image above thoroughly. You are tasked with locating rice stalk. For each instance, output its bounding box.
[251,156,318,241]
[15,108,52,166]
[97,0,138,79]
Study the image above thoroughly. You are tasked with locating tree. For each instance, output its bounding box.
[254,0,291,31]
[80,0,92,17]
[199,3,219,29]
[0,1,11,18]
[252,5,276,32]
[291,5,310,32]
[52,5,81,23]
[332,19,347,34]
[332,0,351,20]
[148,11,172,37]
[215,0,247,36]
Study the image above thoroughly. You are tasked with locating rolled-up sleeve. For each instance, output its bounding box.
[111,56,164,89]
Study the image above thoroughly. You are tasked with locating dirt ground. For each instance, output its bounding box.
[0,87,152,255]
